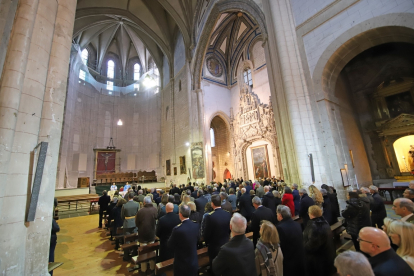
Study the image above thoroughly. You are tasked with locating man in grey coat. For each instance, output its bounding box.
[121,192,140,234]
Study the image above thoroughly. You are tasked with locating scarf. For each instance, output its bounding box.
[256,239,278,275]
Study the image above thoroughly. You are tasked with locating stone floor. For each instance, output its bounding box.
[53,205,399,275]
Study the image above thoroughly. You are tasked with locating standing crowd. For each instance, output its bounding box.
[96,179,414,276]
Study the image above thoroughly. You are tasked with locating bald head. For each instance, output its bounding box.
[166,202,174,213]
[264,186,269,192]
[359,227,390,257]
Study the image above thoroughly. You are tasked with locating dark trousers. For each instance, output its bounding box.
[49,239,57,275]
[99,209,105,227]
[351,234,360,252]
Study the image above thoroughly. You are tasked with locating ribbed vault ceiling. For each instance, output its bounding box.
[74,0,197,76]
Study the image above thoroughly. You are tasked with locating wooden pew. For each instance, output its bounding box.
[155,247,209,276]
[128,242,160,272]
[155,233,253,276]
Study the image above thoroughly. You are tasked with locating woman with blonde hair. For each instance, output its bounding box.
[388,220,414,270]
[255,220,283,276]
[309,185,324,208]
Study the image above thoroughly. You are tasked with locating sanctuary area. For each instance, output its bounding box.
[0,0,414,275]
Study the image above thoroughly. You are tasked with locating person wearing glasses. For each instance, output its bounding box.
[358,227,414,276]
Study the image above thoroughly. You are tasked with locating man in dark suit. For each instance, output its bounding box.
[359,227,414,276]
[292,183,300,216]
[170,184,180,195]
[191,186,198,199]
[262,186,277,215]
[98,190,110,228]
[156,203,181,262]
[250,196,276,247]
[150,188,159,201]
[121,192,140,234]
[238,188,255,221]
[369,185,387,229]
[212,213,257,276]
[195,190,208,215]
[276,205,307,276]
[203,194,232,273]
[220,192,232,213]
[299,188,315,229]
[168,204,200,276]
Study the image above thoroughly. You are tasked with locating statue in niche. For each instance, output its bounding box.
[409,145,414,172]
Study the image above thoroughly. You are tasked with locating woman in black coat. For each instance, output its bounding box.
[321,184,340,223]
[321,189,333,225]
[341,191,371,252]
[303,205,336,276]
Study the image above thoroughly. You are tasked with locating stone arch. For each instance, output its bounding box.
[312,13,414,99]
[191,0,267,90]
[208,111,232,131]
[209,114,234,182]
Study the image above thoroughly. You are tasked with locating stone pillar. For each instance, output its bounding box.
[0,0,77,274]
[262,0,326,186]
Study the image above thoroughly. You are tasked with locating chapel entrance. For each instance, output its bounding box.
[210,116,233,182]
[334,42,414,184]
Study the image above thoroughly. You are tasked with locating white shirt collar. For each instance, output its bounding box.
[401,213,414,222]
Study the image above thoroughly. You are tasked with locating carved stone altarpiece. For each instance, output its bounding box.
[231,84,282,179]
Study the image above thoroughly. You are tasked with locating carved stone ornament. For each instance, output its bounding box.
[206,57,223,77]
[230,84,279,179]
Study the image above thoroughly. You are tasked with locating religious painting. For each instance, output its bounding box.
[166,160,171,176]
[179,156,186,174]
[191,142,205,179]
[251,145,270,179]
[96,151,116,174]
[206,57,223,77]
[174,167,177,175]
[385,91,414,118]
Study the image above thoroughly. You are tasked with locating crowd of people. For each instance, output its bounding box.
[95,179,414,276]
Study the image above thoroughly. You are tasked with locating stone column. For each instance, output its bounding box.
[262,0,326,186]
[0,0,77,274]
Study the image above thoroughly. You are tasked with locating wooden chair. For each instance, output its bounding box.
[155,247,209,276]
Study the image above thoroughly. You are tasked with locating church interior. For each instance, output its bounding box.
[0,0,414,275]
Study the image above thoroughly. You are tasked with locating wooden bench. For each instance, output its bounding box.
[155,247,209,276]
[128,242,160,272]
[155,233,253,275]
[56,194,99,214]
[331,218,346,247]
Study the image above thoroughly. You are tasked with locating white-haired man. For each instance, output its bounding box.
[334,251,374,276]
[212,213,257,276]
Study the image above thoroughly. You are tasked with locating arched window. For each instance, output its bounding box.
[134,63,140,90]
[81,49,88,65]
[243,68,253,86]
[107,60,114,91]
[210,128,216,147]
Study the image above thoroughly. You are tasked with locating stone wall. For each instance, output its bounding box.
[56,57,161,188]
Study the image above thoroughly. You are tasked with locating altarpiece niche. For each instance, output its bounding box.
[231,84,282,180]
